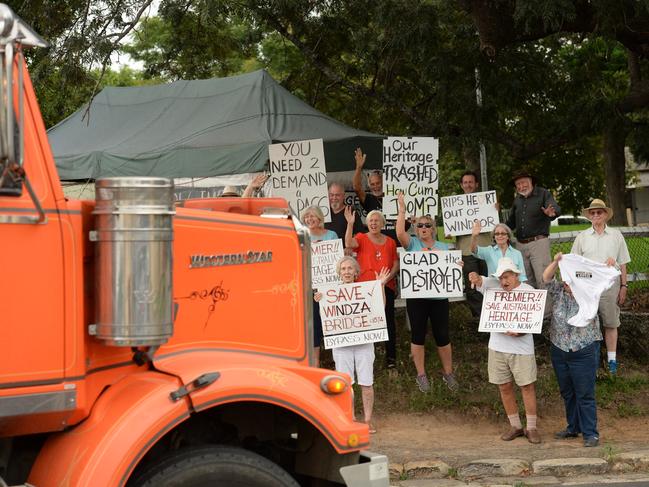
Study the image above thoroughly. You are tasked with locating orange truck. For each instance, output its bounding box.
[0,5,388,486]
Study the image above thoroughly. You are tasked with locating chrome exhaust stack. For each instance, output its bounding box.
[90,177,175,346]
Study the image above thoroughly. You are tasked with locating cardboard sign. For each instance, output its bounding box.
[400,250,463,299]
[478,288,547,334]
[318,280,388,349]
[382,136,439,219]
[311,239,344,287]
[441,190,499,236]
[269,138,330,221]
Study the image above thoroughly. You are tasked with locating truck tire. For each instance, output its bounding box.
[129,445,300,487]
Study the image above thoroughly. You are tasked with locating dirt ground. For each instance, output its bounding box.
[370,410,649,465]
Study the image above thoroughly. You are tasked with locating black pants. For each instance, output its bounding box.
[462,254,487,318]
[384,287,397,363]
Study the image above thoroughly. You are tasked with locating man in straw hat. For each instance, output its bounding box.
[506,170,561,289]
[469,257,541,444]
[571,199,630,375]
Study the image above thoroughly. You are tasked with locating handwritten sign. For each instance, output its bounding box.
[269,138,330,222]
[478,288,547,334]
[400,250,463,299]
[382,136,439,218]
[441,190,499,236]
[318,280,388,349]
[311,239,344,287]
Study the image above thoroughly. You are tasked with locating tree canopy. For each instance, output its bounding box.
[14,0,649,221]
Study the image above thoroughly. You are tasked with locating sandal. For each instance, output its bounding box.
[366,421,377,434]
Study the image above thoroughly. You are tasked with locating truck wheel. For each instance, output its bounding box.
[130,445,300,487]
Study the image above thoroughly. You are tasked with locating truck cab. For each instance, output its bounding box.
[0,5,388,486]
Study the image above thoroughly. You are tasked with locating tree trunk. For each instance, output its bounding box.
[602,119,629,226]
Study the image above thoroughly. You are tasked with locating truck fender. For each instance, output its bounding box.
[28,371,189,487]
[152,351,370,453]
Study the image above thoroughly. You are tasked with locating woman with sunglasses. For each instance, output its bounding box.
[302,206,340,365]
[396,192,459,392]
[470,221,528,282]
[344,206,400,369]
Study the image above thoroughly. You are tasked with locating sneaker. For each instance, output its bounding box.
[386,358,397,369]
[554,429,579,439]
[442,372,459,392]
[608,360,618,375]
[500,426,524,441]
[583,436,599,447]
[415,374,430,392]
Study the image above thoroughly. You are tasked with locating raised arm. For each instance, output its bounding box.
[352,148,367,204]
[396,192,411,248]
[543,252,562,283]
[242,173,269,198]
[344,206,359,249]
[470,220,482,253]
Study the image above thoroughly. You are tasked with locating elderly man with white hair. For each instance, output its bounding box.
[469,257,541,445]
[571,199,631,375]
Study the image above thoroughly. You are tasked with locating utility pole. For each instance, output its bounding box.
[475,68,488,190]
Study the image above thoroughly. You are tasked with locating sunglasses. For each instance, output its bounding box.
[590,210,605,215]
[416,223,433,228]
[494,232,508,236]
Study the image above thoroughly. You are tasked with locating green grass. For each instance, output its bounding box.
[335,302,649,420]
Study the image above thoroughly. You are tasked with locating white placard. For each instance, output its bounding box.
[478,288,547,334]
[269,138,330,222]
[441,190,499,236]
[311,239,344,287]
[382,136,439,219]
[399,250,463,299]
[318,280,388,349]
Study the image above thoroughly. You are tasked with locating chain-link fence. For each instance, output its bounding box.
[550,227,649,291]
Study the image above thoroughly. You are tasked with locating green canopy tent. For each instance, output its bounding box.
[49,69,385,180]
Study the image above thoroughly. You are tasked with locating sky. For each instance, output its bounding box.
[110,0,160,70]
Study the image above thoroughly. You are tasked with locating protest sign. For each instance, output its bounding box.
[382,136,439,218]
[400,250,463,299]
[318,280,388,349]
[269,138,330,221]
[478,288,547,334]
[311,239,344,287]
[441,190,499,236]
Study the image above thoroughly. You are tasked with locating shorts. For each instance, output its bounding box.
[599,282,621,328]
[488,349,537,386]
[332,343,375,386]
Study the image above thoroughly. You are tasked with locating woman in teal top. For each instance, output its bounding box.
[470,221,527,282]
[302,205,338,366]
[396,193,459,394]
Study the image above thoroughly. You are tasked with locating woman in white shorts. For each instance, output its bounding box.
[315,255,389,434]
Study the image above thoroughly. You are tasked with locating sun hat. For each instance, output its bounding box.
[492,257,522,278]
[581,198,612,221]
[220,185,240,197]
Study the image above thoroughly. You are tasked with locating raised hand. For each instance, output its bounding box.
[375,267,391,285]
[344,205,355,224]
[541,205,557,217]
[397,191,406,213]
[471,219,482,236]
[251,173,269,189]
[354,147,366,169]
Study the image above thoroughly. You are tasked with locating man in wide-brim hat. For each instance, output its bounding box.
[571,198,630,376]
[506,169,561,290]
